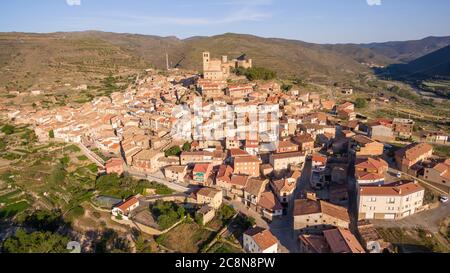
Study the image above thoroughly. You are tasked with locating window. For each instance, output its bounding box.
[387,198,395,204]
[369,197,377,202]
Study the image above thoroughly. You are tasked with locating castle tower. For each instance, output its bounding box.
[203,52,210,71]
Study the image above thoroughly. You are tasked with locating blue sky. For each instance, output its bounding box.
[1,0,449,43]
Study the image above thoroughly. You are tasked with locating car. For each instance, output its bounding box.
[396,172,402,178]
[439,196,449,203]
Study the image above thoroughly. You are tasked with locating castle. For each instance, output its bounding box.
[202,52,252,81]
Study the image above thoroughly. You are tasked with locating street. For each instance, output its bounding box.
[372,201,450,233]
[125,167,193,193]
[225,161,314,253]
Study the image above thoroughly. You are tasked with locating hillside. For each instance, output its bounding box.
[360,36,450,63]
[0,31,381,90]
[382,45,450,80]
[1,31,450,92]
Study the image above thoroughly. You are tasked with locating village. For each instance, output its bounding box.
[2,51,449,254]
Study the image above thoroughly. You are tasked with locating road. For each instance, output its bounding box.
[125,167,193,193]
[76,143,105,168]
[372,201,450,233]
[225,161,314,253]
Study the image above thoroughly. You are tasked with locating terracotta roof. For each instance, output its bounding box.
[193,163,211,173]
[277,140,298,149]
[323,228,365,253]
[433,163,450,180]
[244,227,278,251]
[234,155,261,164]
[293,134,315,143]
[271,151,305,160]
[116,196,139,212]
[356,157,388,169]
[312,154,327,164]
[165,165,187,173]
[244,179,268,197]
[197,187,221,198]
[229,148,249,157]
[293,199,350,222]
[106,158,123,167]
[230,175,249,187]
[258,191,283,211]
[353,135,375,145]
[359,181,424,197]
[271,177,296,194]
[395,143,433,161]
[299,234,330,253]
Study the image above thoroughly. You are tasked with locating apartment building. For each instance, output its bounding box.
[270,151,306,172]
[357,181,425,220]
[233,155,261,177]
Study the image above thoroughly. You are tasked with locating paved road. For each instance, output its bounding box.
[126,168,192,193]
[372,201,450,233]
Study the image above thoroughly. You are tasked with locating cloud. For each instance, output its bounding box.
[66,0,81,6]
[366,0,382,6]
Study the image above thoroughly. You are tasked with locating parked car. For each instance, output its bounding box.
[439,196,449,203]
[396,172,402,178]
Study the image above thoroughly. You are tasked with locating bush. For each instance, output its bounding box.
[355,98,367,108]
[1,124,15,135]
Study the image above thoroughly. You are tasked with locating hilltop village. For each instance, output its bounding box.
[2,52,449,253]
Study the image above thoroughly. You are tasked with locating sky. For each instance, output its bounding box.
[1,0,450,44]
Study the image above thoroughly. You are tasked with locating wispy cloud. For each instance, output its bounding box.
[66,0,81,6]
[366,0,382,6]
[87,0,273,27]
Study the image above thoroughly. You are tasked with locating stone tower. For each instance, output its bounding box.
[203,52,210,71]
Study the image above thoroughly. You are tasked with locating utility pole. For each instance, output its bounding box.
[166,52,170,71]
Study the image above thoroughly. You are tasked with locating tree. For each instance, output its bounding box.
[219,205,236,223]
[165,146,182,157]
[48,130,55,139]
[182,142,191,152]
[2,229,70,253]
[245,67,277,81]
[22,210,67,232]
[355,98,367,109]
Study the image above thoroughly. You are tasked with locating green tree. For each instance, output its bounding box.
[48,130,55,139]
[219,205,236,223]
[22,210,67,232]
[182,142,191,152]
[2,229,70,253]
[355,98,367,108]
[165,146,182,157]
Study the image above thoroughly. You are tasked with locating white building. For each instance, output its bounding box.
[243,227,278,253]
[358,181,424,220]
